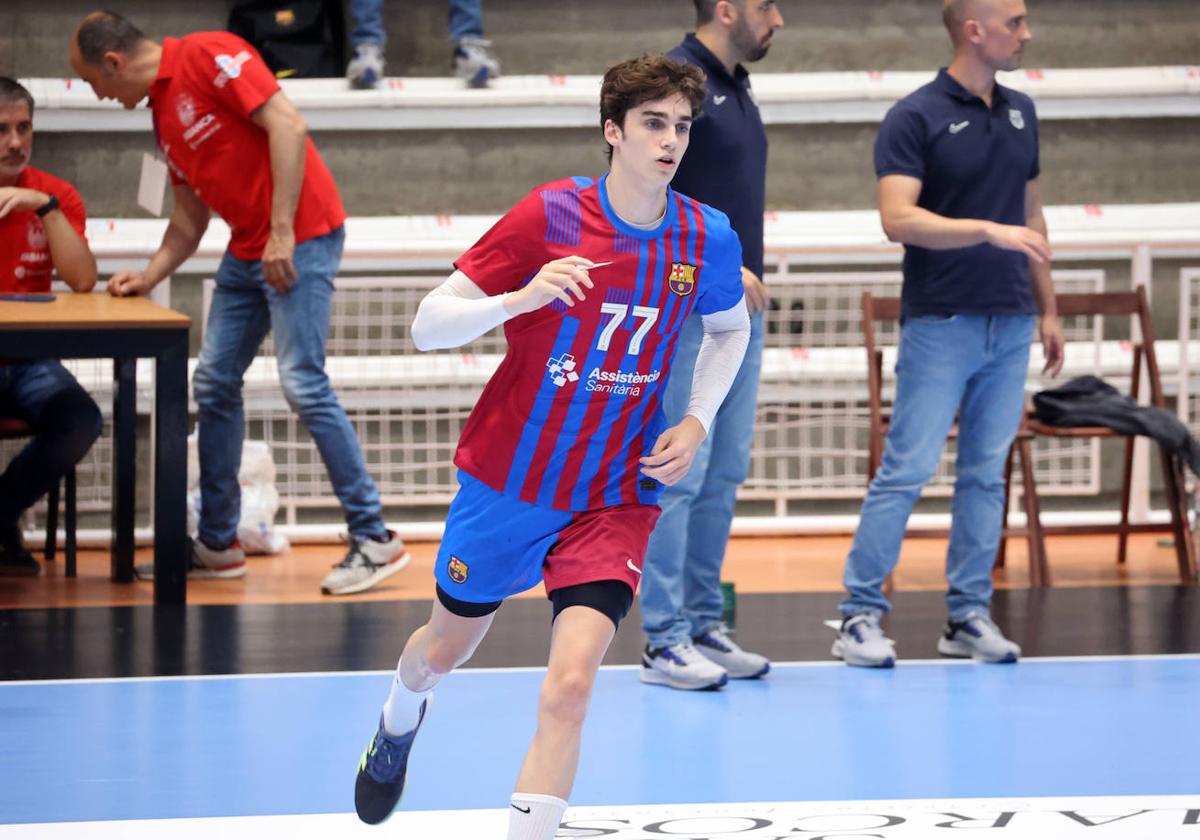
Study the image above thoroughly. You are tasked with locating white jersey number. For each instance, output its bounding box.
[596,303,660,355]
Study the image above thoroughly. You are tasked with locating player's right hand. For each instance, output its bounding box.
[984,223,1053,264]
[107,272,156,297]
[503,256,596,317]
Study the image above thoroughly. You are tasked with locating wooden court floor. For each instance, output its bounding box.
[0,532,1188,610]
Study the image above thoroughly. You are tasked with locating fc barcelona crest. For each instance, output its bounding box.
[669,263,697,297]
[447,556,469,584]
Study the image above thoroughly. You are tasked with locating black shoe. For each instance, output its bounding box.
[0,525,39,578]
[354,698,429,825]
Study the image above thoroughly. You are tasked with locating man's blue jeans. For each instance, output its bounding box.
[349,0,484,47]
[193,227,387,548]
[840,313,1035,621]
[640,310,765,648]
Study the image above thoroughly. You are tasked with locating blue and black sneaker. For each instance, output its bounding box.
[354,698,430,824]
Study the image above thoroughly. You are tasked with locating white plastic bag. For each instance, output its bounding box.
[184,434,290,555]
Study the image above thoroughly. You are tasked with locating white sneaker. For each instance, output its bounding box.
[320,531,411,595]
[134,538,247,581]
[453,36,500,88]
[347,43,385,90]
[692,625,770,679]
[640,642,728,690]
[829,614,897,668]
[937,611,1021,663]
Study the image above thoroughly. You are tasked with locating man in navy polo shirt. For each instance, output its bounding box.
[639,0,783,691]
[834,0,1065,668]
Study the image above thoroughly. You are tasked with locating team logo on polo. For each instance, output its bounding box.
[176,93,196,128]
[1009,108,1025,130]
[447,556,469,583]
[669,263,697,296]
[26,219,47,250]
[546,353,580,387]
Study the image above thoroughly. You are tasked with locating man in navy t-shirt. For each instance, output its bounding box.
[834,0,1065,668]
[639,0,783,692]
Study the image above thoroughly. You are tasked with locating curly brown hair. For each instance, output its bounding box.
[600,54,707,161]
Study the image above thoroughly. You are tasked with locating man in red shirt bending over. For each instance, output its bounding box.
[69,12,408,594]
[0,77,102,577]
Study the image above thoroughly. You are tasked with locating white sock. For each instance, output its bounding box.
[381,657,430,736]
[506,793,567,840]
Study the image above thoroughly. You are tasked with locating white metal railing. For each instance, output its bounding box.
[181,270,1119,522]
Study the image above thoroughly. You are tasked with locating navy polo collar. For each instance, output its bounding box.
[934,67,1011,107]
[677,33,749,88]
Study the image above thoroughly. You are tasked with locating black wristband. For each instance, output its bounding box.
[35,194,59,217]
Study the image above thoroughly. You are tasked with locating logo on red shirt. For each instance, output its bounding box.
[26,219,47,250]
[213,52,252,88]
[176,93,196,127]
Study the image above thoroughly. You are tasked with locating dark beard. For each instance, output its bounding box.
[732,25,771,64]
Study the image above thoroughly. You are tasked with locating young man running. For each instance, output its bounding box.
[353,54,751,839]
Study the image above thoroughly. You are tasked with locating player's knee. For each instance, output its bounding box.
[422,635,468,676]
[539,669,594,726]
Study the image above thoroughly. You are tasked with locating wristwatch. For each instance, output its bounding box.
[35,194,59,217]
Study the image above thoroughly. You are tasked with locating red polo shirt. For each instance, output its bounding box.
[148,32,345,260]
[0,166,88,293]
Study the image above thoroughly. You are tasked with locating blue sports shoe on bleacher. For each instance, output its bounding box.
[354,698,429,824]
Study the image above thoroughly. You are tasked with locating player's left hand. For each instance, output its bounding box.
[262,226,298,293]
[640,415,707,486]
[0,187,50,219]
[741,267,770,315]
[1039,313,1065,377]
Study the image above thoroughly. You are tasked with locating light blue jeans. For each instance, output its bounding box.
[349,0,484,47]
[640,311,765,647]
[193,227,387,548]
[840,313,1036,621]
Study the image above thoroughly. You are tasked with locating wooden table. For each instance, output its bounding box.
[0,294,191,604]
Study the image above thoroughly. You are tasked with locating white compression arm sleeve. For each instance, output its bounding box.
[686,299,752,434]
[410,270,512,351]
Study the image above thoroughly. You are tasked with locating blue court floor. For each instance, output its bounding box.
[1,655,1198,825]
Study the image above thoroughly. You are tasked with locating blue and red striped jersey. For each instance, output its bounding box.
[452,174,744,511]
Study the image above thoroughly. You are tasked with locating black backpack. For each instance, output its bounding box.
[227,0,346,79]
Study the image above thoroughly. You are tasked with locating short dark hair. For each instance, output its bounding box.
[693,0,720,25]
[600,54,707,160]
[76,11,146,66]
[0,77,34,116]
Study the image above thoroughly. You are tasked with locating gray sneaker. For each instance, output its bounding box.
[640,642,728,690]
[831,614,896,668]
[453,36,500,88]
[347,43,385,90]
[937,611,1021,663]
[135,538,246,581]
[320,531,411,596]
[693,624,770,679]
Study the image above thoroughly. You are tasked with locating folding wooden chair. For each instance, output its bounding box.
[1024,287,1198,584]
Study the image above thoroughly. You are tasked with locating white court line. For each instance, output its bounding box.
[3,652,1199,688]
[4,795,1200,839]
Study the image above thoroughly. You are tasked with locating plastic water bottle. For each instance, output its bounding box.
[720,581,737,633]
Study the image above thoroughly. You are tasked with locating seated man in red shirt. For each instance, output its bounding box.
[0,77,102,577]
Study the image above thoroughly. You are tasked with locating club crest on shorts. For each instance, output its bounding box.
[447,556,469,584]
[669,263,697,297]
[1009,108,1025,130]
